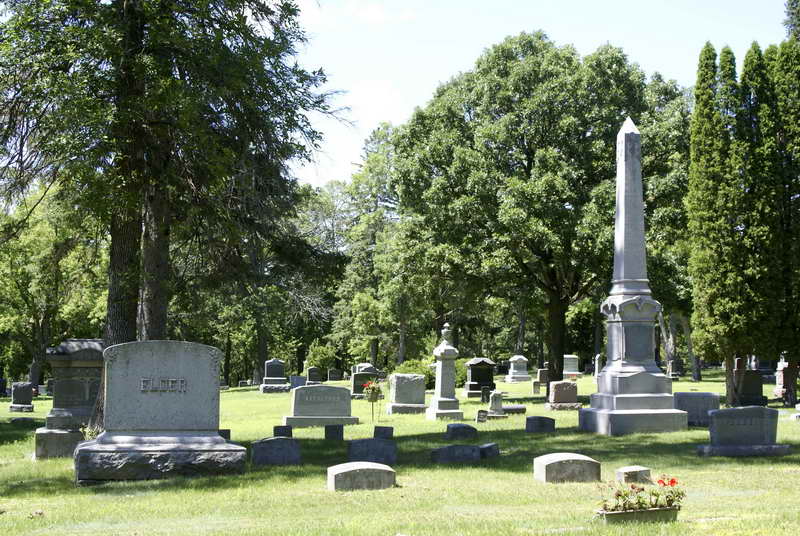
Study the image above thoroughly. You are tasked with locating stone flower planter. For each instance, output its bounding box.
[597,506,679,524]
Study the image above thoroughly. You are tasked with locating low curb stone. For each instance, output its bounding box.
[445,423,477,440]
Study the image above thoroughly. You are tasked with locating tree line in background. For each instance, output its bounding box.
[0,2,798,405]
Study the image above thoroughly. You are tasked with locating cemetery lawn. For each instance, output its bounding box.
[2,372,799,536]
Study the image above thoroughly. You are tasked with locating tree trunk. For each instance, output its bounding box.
[537,320,545,369]
[515,300,527,355]
[657,311,674,369]
[223,333,231,387]
[254,312,268,382]
[678,314,701,381]
[546,295,568,385]
[140,177,170,340]
[398,318,407,364]
[369,338,378,365]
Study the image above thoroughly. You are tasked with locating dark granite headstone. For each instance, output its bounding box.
[463,357,496,398]
[347,438,397,465]
[325,424,344,441]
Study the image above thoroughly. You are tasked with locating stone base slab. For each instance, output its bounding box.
[260,384,290,393]
[426,409,464,421]
[545,403,583,411]
[9,404,34,412]
[504,375,532,383]
[503,404,527,414]
[261,377,287,385]
[579,408,687,436]
[696,444,790,457]
[74,432,246,485]
[386,403,426,415]
[35,427,84,459]
[283,416,359,428]
[486,412,508,420]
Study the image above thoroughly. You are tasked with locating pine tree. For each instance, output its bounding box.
[786,0,800,39]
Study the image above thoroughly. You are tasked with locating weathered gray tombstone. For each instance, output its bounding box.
[431,444,481,464]
[327,368,343,381]
[289,375,307,389]
[487,390,508,419]
[325,424,344,441]
[445,423,477,440]
[373,426,393,439]
[479,442,500,459]
[734,358,767,406]
[35,339,104,459]
[525,416,556,434]
[545,381,582,410]
[386,373,426,414]
[463,357,496,398]
[563,354,583,379]
[697,406,790,457]
[533,453,601,483]
[306,366,324,383]
[578,119,687,436]
[327,462,395,491]
[504,355,531,383]
[426,323,463,420]
[9,382,34,412]
[616,465,651,483]
[674,392,720,427]
[261,358,287,385]
[283,384,358,427]
[251,437,301,466]
[347,438,397,465]
[351,371,378,398]
[74,341,246,484]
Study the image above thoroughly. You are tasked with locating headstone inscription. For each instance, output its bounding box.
[35,339,104,459]
[578,119,687,436]
[9,382,34,412]
[697,406,789,457]
[282,384,359,427]
[386,373,426,414]
[426,323,464,420]
[504,355,532,383]
[74,341,246,484]
[463,357,496,398]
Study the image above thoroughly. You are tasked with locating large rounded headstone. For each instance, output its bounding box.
[533,452,600,483]
[327,461,395,491]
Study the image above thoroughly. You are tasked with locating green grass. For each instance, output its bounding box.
[1,372,798,535]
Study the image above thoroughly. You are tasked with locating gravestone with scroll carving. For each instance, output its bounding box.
[74,341,246,484]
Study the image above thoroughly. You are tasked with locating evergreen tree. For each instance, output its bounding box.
[786,0,800,39]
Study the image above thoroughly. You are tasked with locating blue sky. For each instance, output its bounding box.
[294,0,788,187]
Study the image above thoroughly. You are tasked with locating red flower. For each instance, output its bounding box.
[657,479,666,486]
[362,383,370,388]
[669,478,677,487]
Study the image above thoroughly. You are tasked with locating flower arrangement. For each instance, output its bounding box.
[362,381,382,420]
[598,475,685,513]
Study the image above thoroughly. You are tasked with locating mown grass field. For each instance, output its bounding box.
[1,370,798,535]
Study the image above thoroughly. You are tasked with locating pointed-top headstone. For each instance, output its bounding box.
[610,117,649,297]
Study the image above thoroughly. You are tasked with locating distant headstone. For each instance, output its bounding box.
[327,462,395,491]
[487,390,508,419]
[386,373,426,414]
[463,357,496,398]
[306,366,324,383]
[495,360,510,375]
[351,371,378,398]
[327,368,343,381]
[373,426,393,439]
[283,385,358,427]
[616,465,651,483]
[479,442,500,459]
[353,362,378,374]
[325,424,344,441]
[525,416,555,434]
[273,425,293,438]
[773,359,798,404]
[533,453,601,483]
[36,339,104,459]
[535,362,550,383]
[475,410,488,423]
[504,355,531,383]
[74,341,246,484]
[251,437,301,466]
[445,423,477,440]
[431,444,481,464]
[348,438,397,465]
[261,359,287,386]
[734,358,767,406]
[532,381,541,395]
[426,323,463,420]
[9,382,34,412]
[674,392,720,427]
[289,375,307,389]
[563,354,583,379]
[545,381,581,410]
[697,406,790,457]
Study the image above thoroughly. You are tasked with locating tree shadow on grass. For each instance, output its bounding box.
[0,418,43,446]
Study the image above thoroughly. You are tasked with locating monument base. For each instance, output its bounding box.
[260,384,290,393]
[503,404,527,414]
[462,390,484,398]
[9,404,34,412]
[545,403,583,411]
[486,412,508,420]
[386,403,426,415]
[579,408,687,436]
[426,397,463,421]
[35,427,84,459]
[504,375,531,383]
[261,377,287,385]
[282,416,359,427]
[74,431,246,485]
[696,444,790,457]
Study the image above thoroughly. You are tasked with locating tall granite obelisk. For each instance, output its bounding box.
[578,118,687,436]
[426,323,464,420]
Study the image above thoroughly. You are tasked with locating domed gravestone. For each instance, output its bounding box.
[35,339,104,459]
[327,461,395,491]
[533,452,600,483]
[74,341,246,485]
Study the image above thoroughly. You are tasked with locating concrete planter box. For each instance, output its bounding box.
[596,507,679,524]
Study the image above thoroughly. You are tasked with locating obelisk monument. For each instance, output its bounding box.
[426,323,464,420]
[578,118,687,436]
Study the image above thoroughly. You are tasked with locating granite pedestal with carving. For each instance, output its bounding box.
[74,341,246,484]
[578,119,687,436]
[426,324,463,420]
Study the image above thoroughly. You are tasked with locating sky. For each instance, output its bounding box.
[292,0,789,188]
